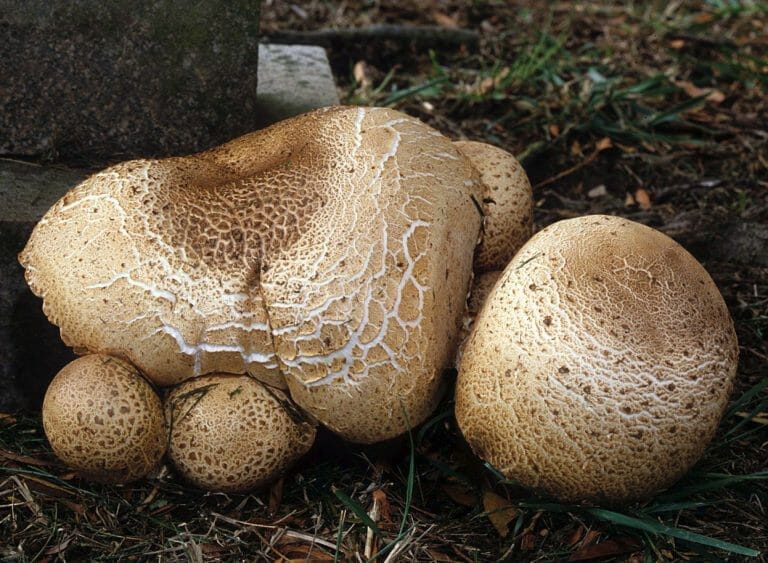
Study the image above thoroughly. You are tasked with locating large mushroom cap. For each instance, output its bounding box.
[456,215,739,503]
[42,354,166,483]
[165,374,316,492]
[21,106,484,443]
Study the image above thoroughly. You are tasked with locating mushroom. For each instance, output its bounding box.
[165,374,316,492]
[456,215,739,503]
[453,140,533,273]
[42,354,166,483]
[22,105,533,453]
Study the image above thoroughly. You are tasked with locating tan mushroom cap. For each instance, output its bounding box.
[42,354,166,483]
[456,270,503,365]
[456,215,739,503]
[165,374,316,492]
[21,106,484,444]
[453,140,533,273]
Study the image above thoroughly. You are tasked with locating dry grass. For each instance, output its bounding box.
[2,1,767,560]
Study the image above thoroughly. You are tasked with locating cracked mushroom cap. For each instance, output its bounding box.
[453,140,533,273]
[165,374,316,492]
[456,215,739,503]
[21,106,484,444]
[42,354,166,483]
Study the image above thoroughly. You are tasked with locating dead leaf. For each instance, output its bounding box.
[595,137,613,151]
[520,531,536,551]
[570,536,642,561]
[443,483,479,507]
[426,548,456,562]
[482,491,520,538]
[476,67,511,96]
[670,39,685,49]
[587,185,607,198]
[0,448,60,468]
[353,60,372,89]
[549,124,560,137]
[269,477,284,514]
[44,535,73,556]
[372,489,391,522]
[693,12,715,24]
[566,526,586,547]
[17,474,74,499]
[432,11,459,28]
[675,80,726,103]
[570,143,584,160]
[634,188,652,210]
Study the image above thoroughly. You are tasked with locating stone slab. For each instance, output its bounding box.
[255,44,340,126]
[0,43,338,412]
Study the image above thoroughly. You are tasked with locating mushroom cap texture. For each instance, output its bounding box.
[42,354,166,483]
[20,106,484,443]
[456,215,739,503]
[165,374,316,492]
[453,140,533,273]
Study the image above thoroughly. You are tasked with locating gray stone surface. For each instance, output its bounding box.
[1,0,262,160]
[0,43,338,411]
[255,44,340,126]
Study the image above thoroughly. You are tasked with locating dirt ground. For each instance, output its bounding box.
[1,1,766,561]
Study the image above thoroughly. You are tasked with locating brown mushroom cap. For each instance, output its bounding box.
[42,354,166,483]
[165,374,316,492]
[453,140,533,273]
[456,215,739,503]
[21,106,484,443]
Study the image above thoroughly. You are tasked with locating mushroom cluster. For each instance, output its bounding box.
[456,215,738,503]
[21,106,534,490]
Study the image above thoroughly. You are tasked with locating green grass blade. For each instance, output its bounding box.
[367,409,418,562]
[586,508,760,557]
[641,500,719,514]
[655,471,768,501]
[644,94,709,126]
[382,76,449,106]
[333,509,346,563]
[332,486,382,537]
[724,375,768,420]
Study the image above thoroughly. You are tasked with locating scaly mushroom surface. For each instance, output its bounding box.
[165,374,316,492]
[42,354,166,483]
[21,106,532,449]
[456,215,739,503]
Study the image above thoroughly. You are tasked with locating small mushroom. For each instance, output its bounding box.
[165,374,316,492]
[454,140,533,273]
[42,354,166,483]
[456,215,739,503]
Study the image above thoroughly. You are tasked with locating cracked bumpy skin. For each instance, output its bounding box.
[456,215,739,503]
[20,106,484,444]
[165,374,316,492]
[42,354,166,483]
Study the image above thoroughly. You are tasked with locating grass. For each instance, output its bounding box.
[2,1,767,560]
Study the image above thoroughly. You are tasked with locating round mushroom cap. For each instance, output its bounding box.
[21,106,484,443]
[456,215,739,503]
[165,374,316,492]
[456,270,503,365]
[42,354,166,483]
[453,141,533,273]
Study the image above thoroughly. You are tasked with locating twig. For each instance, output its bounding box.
[262,25,479,48]
[534,139,613,189]
[665,32,738,49]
